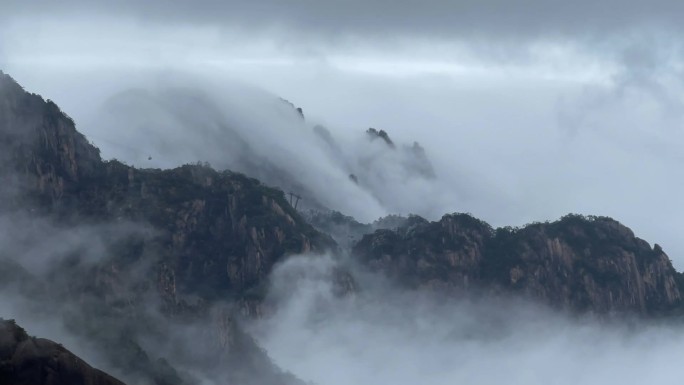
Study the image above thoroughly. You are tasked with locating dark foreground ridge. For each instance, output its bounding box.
[0,319,125,385]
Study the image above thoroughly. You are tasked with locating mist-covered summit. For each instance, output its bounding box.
[0,70,323,385]
[89,80,441,220]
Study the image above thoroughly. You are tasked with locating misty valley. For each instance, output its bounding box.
[1,67,684,385]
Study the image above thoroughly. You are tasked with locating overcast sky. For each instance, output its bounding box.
[2,1,684,267]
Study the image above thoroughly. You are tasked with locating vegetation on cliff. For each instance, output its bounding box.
[0,71,324,385]
[353,213,682,314]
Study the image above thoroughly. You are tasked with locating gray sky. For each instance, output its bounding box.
[2,1,684,269]
[3,0,684,39]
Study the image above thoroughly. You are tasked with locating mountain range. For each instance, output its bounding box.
[1,70,683,385]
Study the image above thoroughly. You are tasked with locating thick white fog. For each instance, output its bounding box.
[253,254,684,385]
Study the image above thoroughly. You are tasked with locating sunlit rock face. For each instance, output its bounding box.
[353,213,682,314]
[0,319,126,385]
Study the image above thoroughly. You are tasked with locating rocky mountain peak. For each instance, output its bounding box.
[366,127,395,148]
[0,72,332,385]
[353,213,682,314]
[0,72,102,209]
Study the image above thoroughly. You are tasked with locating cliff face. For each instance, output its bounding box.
[0,71,324,385]
[353,213,682,314]
[0,73,101,208]
[0,71,333,305]
[88,162,334,308]
[0,319,126,385]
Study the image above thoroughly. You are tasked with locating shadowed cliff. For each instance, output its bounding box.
[353,213,682,314]
[0,319,126,385]
[0,71,325,385]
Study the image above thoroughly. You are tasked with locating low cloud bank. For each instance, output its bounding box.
[252,254,684,385]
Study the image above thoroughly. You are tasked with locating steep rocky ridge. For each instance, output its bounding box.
[0,319,126,385]
[0,71,325,384]
[353,213,682,314]
[0,70,333,307]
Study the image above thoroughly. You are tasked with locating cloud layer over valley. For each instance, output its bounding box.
[3,2,684,385]
[252,254,684,385]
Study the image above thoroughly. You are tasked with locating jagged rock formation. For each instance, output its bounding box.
[366,128,395,148]
[353,213,683,314]
[361,128,437,193]
[0,71,323,384]
[364,128,434,178]
[0,319,126,385]
[0,71,334,304]
[279,98,304,119]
